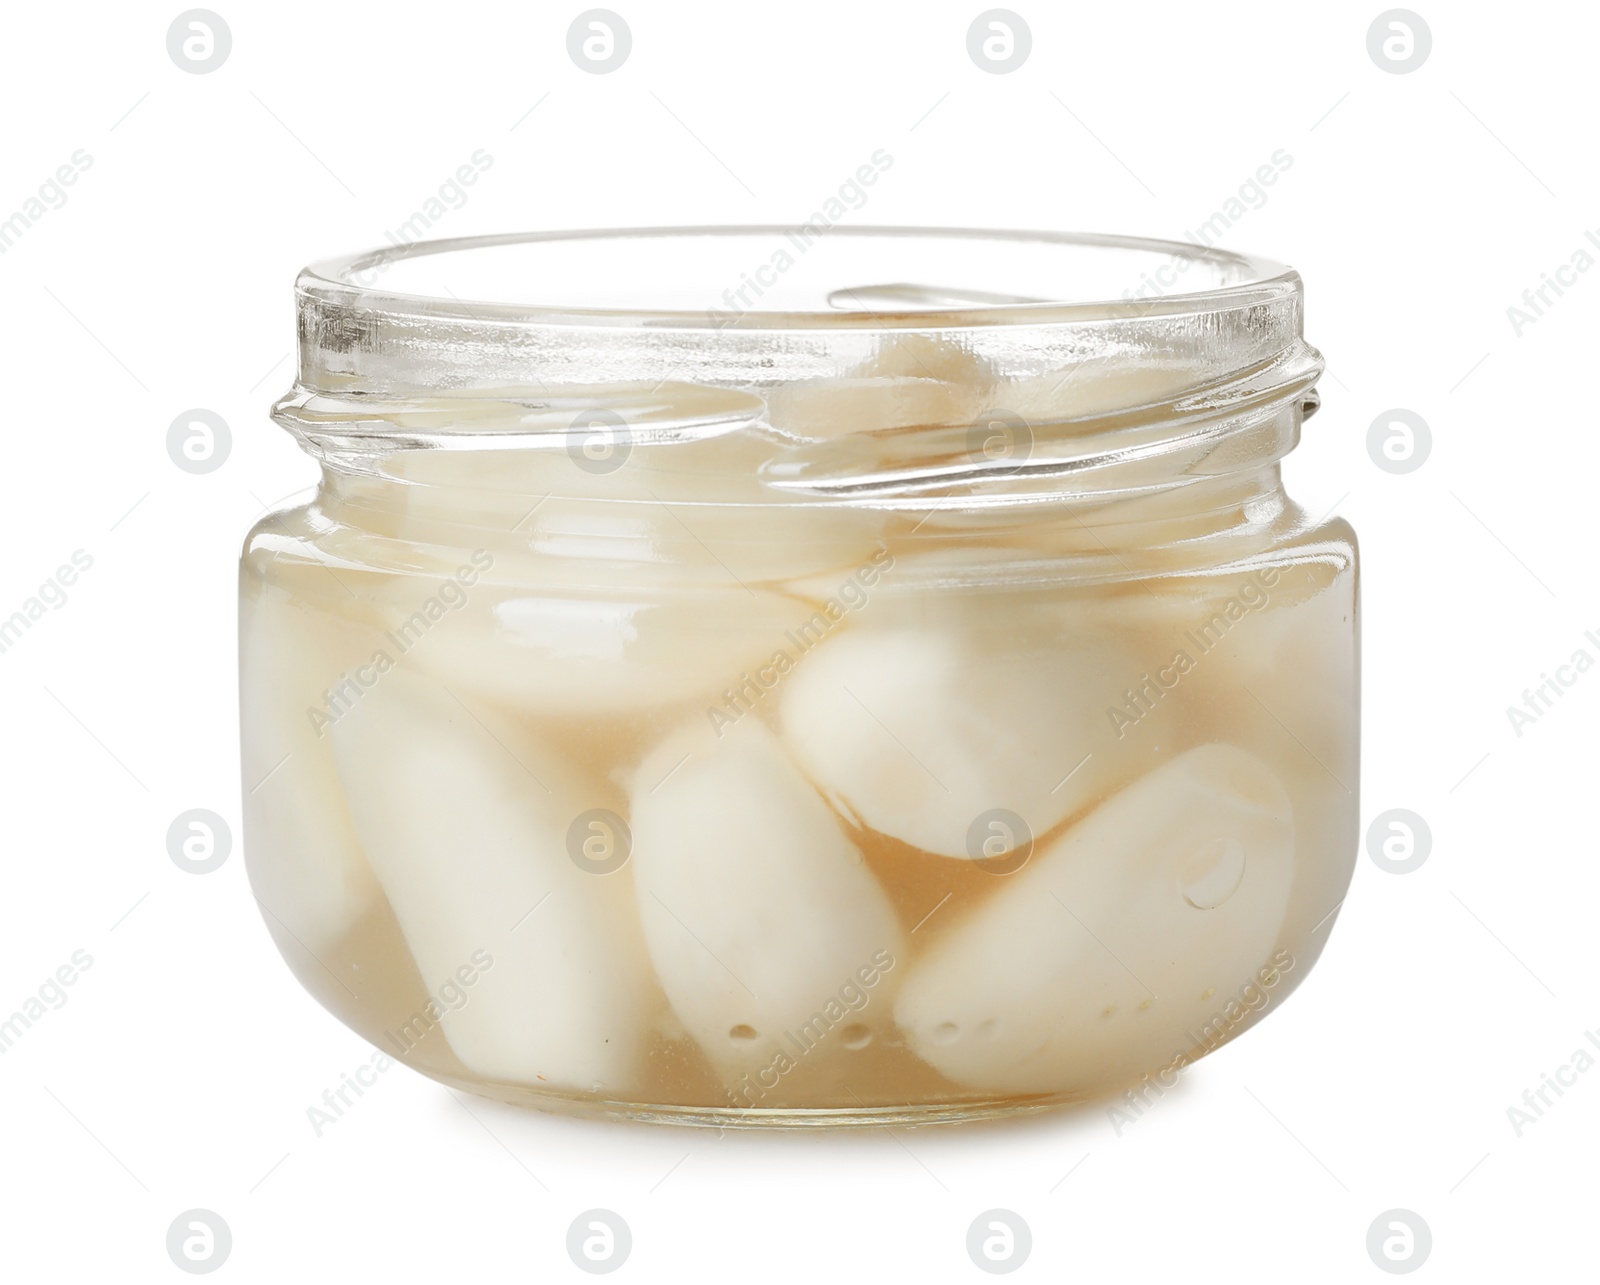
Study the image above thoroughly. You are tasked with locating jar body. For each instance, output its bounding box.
[239,451,1357,1124]
[242,228,1359,1125]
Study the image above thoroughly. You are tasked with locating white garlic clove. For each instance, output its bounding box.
[386,432,887,588]
[356,438,889,722]
[894,744,1295,1095]
[372,574,825,721]
[1000,360,1210,424]
[628,715,905,1088]
[239,570,383,956]
[329,667,655,1092]
[1192,562,1359,967]
[778,610,1145,858]
[760,333,998,441]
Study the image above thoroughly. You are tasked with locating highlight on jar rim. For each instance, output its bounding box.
[241,226,1358,1127]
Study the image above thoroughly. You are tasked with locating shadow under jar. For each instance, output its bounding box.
[240,228,1359,1126]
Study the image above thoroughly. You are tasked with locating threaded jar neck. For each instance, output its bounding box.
[271,228,1321,571]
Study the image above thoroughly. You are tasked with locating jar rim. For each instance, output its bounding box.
[281,227,1319,514]
[299,226,1300,331]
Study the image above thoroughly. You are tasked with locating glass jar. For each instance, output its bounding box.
[240,228,1358,1126]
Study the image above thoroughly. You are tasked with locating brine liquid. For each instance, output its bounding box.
[240,498,1357,1125]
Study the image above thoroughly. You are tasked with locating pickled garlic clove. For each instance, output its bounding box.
[384,434,887,588]
[760,333,998,441]
[375,577,823,720]
[239,571,382,955]
[329,668,655,1092]
[1192,566,1358,968]
[999,362,1209,423]
[893,744,1295,1095]
[1201,564,1357,775]
[778,613,1141,858]
[628,716,905,1086]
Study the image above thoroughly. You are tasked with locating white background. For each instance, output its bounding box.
[2,0,1595,1279]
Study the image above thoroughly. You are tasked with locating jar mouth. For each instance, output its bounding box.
[300,226,1299,330]
[279,227,1320,518]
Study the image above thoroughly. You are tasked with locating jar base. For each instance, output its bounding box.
[425,1067,1078,1130]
